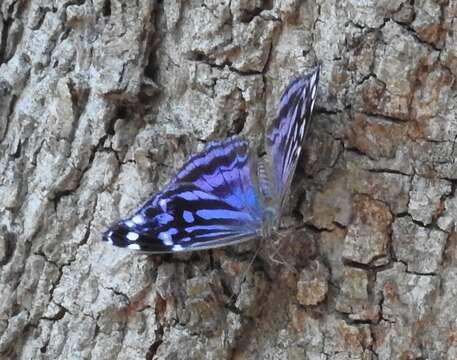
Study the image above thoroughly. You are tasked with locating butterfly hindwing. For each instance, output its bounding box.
[266,66,320,211]
[103,137,264,252]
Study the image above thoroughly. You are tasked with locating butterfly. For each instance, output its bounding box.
[103,66,320,253]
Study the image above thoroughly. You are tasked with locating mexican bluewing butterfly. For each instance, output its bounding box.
[103,66,320,253]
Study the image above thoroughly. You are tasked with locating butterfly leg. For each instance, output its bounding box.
[265,231,299,274]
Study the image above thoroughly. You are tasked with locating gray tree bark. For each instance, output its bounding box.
[1,0,456,359]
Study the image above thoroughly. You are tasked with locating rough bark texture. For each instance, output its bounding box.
[1,0,456,359]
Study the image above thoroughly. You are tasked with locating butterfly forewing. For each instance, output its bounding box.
[103,137,264,252]
[266,66,320,212]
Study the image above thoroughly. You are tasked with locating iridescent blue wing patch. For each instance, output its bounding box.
[103,137,264,252]
[266,66,320,212]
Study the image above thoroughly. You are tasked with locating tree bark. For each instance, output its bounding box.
[1,0,456,359]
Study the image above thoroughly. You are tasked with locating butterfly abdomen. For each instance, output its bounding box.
[256,158,281,231]
[257,159,275,202]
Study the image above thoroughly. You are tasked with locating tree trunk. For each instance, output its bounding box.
[1,0,456,359]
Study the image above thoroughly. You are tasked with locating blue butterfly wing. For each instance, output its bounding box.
[266,66,320,211]
[103,137,264,252]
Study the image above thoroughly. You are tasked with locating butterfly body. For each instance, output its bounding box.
[103,66,320,253]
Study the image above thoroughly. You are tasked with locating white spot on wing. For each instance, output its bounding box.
[132,215,145,224]
[172,244,184,251]
[159,199,167,212]
[127,232,139,241]
[159,232,173,246]
[128,243,141,250]
[125,220,134,228]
